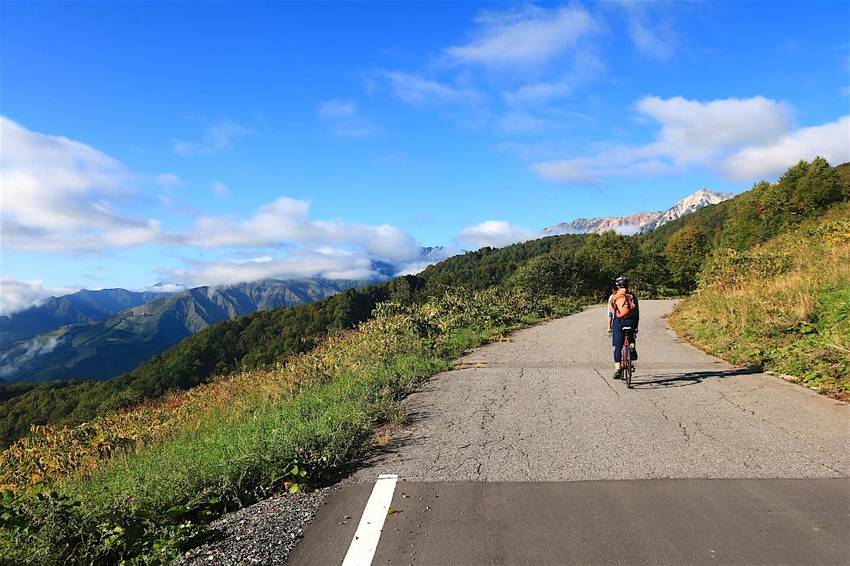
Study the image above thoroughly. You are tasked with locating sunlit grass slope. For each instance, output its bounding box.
[0,288,579,564]
[670,207,850,399]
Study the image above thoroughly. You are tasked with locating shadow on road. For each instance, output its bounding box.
[631,367,761,389]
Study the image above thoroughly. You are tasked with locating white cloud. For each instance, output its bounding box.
[372,2,677,131]
[507,80,575,104]
[394,245,461,276]
[613,224,641,236]
[172,119,253,156]
[0,116,168,252]
[0,276,76,315]
[184,196,422,263]
[446,4,597,67]
[377,4,605,125]
[2,117,427,289]
[393,262,436,277]
[533,153,670,184]
[0,334,62,376]
[317,99,377,138]
[317,99,357,119]
[498,111,548,134]
[503,51,604,105]
[164,249,382,287]
[629,19,674,59]
[619,2,676,59]
[721,116,850,180]
[211,180,230,196]
[457,220,537,249]
[637,96,792,162]
[530,95,817,184]
[156,173,182,187]
[144,281,187,293]
[381,71,480,106]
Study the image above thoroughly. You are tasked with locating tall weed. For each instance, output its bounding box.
[670,215,850,398]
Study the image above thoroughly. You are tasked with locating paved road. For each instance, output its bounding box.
[294,479,849,565]
[291,300,850,565]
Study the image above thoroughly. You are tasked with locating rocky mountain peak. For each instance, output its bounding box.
[543,188,734,236]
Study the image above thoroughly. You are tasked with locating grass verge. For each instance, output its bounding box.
[669,211,850,399]
[1,288,581,564]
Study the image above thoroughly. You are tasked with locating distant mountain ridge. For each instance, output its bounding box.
[0,190,730,383]
[0,278,365,383]
[0,288,170,348]
[543,189,734,236]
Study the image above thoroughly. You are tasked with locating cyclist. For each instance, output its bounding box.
[607,276,639,379]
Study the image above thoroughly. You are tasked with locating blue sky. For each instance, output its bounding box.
[2,1,849,312]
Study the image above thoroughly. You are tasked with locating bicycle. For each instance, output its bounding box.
[620,326,636,388]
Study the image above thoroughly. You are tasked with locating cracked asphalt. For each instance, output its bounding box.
[290,299,850,565]
[346,299,849,482]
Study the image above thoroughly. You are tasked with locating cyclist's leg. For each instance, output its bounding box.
[626,319,637,360]
[611,318,624,377]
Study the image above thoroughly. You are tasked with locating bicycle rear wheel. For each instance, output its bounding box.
[621,345,631,387]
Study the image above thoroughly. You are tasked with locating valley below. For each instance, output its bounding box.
[0,278,365,383]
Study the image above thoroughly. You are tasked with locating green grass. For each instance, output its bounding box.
[1,289,580,564]
[670,213,850,398]
[769,285,850,391]
[71,356,437,513]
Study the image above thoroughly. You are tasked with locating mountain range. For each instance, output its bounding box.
[0,278,364,383]
[542,189,733,236]
[0,188,730,384]
[0,288,170,347]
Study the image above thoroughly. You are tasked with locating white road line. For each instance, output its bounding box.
[341,474,399,566]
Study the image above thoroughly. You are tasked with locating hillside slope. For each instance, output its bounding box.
[0,279,363,383]
[669,206,850,399]
[0,283,391,446]
[419,233,586,291]
[0,288,169,347]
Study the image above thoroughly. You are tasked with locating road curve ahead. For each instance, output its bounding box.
[291,300,850,565]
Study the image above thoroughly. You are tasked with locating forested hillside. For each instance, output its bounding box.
[671,203,849,398]
[0,284,389,446]
[419,234,586,290]
[0,279,363,384]
[0,288,169,347]
[1,158,847,448]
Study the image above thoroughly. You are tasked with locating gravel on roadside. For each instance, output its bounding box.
[180,487,329,565]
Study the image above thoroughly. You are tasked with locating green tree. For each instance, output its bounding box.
[507,253,565,298]
[791,156,841,217]
[664,226,710,289]
[720,182,772,251]
[573,232,639,296]
[387,275,426,304]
